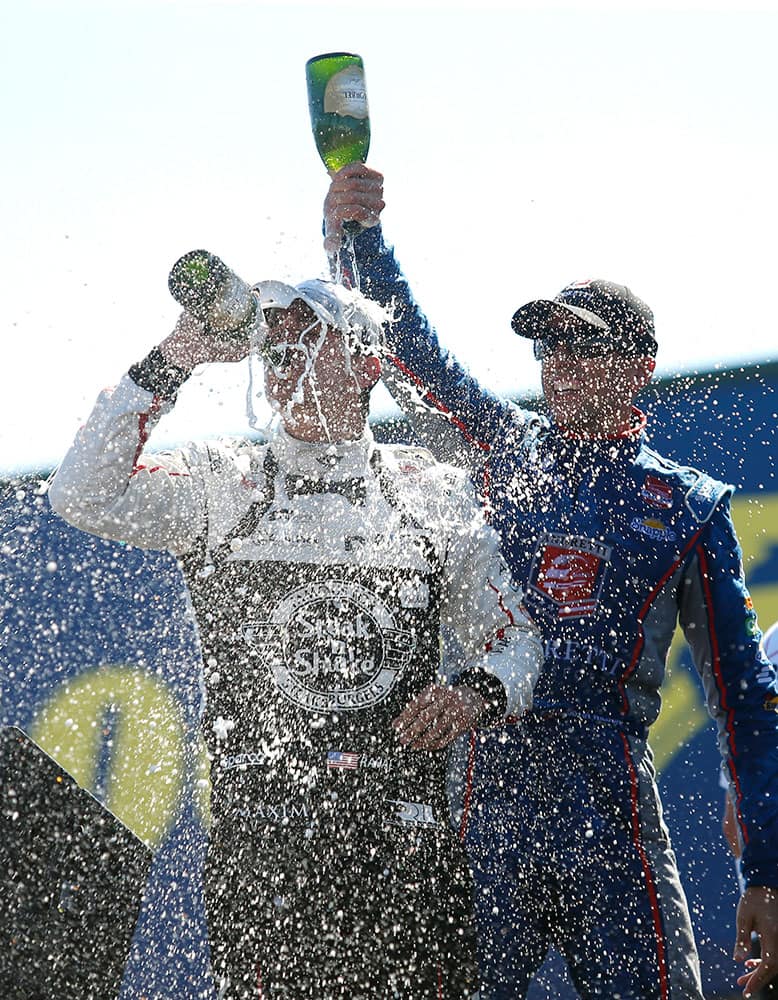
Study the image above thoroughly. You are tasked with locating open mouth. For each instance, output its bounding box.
[551,378,583,395]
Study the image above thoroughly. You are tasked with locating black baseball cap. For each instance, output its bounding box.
[511,279,658,357]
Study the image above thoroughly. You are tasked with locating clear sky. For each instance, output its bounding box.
[2,0,776,474]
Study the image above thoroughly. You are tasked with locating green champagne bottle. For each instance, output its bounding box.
[168,250,260,340]
[305,52,370,172]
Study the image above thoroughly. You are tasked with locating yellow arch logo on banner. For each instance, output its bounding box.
[30,664,193,848]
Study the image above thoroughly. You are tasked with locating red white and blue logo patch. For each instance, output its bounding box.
[528,533,612,618]
[640,475,674,510]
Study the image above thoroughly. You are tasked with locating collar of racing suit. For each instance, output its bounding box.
[545,419,644,477]
[557,405,648,442]
[270,423,376,485]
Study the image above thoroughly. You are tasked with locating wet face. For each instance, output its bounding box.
[262,300,377,441]
[540,342,655,435]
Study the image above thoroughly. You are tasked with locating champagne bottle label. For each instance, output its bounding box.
[323,66,369,119]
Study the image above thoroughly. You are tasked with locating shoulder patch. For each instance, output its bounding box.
[684,472,733,523]
[638,445,731,524]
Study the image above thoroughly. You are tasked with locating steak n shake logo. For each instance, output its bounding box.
[529,533,612,619]
[242,580,416,712]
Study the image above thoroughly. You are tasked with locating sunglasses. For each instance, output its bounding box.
[533,333,648,361]
[260,304,376,379]
[260,312,325,379]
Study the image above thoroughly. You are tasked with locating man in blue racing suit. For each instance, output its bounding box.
[322,163,778,1000]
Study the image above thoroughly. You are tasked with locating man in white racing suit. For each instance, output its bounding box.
[48,269,543,999]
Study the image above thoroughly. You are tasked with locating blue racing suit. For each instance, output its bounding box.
[348,224,778,1000]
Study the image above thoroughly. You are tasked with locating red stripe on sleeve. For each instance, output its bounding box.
[618,528,704,713]
[387,355,491,453]
[488,580,517,627]
[484,581,518,654]
[697,545,748,844]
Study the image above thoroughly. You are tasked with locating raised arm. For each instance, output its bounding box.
[48,313,250,554]
[324,164,513,472]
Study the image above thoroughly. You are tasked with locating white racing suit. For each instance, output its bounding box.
[49,374,542,999]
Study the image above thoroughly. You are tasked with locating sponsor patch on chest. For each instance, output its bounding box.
[242,579,418,712]
[640,475,674,510]
[528,533,612,618]
[629,517,677,542]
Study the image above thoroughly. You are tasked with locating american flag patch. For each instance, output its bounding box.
[327,751,360,770]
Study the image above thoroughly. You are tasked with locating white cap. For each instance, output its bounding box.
[251,278,388,352]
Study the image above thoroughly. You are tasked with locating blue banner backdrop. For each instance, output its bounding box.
[1,360,776,999]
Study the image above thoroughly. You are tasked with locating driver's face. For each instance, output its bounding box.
[262,301,333,381]
[540,341,653,434]
[262,300,364,434]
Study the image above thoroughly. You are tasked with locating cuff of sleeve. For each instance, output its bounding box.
[128,347,191,399]
[455,668,508,727]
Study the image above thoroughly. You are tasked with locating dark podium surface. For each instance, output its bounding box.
[0,726,154,999]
